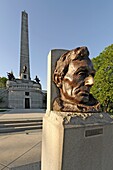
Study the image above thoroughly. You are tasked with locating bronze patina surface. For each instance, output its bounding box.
[53,46,101,112]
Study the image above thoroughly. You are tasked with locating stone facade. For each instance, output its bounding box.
[6,79,44,109]
[0,83,46,109]
[0,88,8,108]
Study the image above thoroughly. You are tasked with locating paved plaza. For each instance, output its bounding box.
[0,109,45,170]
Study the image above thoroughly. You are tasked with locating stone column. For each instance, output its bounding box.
[20,11,30,80]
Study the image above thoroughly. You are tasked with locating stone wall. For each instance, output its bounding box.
[0,88,8,108]
[0,81,47,109]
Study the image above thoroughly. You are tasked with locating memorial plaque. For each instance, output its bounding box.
[85,128,103,137]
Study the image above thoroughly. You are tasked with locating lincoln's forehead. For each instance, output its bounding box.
[73,57,92,65]
[69,59,94,72]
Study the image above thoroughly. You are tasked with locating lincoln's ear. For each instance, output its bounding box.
[53,74,62,88]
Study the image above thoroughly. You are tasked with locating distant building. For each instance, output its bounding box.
[0,11,46,109]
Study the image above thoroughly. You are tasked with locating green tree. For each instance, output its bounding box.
[91,44,113,113]
[0,77,7,88]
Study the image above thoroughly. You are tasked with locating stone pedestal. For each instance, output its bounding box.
[43,48,113,169]
[41,111,113,170]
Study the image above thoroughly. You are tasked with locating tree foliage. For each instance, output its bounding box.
[91,44,113,113]
[0,77,7,88]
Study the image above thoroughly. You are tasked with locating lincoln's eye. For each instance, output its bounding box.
[78,71,87,77]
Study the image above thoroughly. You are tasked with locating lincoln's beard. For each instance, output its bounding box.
[72,86,90,103]
[53,80,100,112]
[61,82,90,104]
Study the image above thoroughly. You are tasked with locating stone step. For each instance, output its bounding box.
[0,125,42,133]
[0,119,43,124]
[0,119,43,133]
[0,122,42,128]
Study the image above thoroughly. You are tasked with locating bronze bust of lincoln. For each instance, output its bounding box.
[53,46,101,113]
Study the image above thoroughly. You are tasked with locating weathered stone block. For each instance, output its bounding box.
[42,112,113,170]
[47,49,68,112]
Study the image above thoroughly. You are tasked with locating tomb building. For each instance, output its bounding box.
[6,11,45,109]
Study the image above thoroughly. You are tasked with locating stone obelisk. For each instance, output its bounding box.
[20,11,31,80]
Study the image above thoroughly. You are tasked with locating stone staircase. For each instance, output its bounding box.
[0,118,43,133]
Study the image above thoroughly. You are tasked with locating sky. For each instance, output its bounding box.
[0,0,113,90]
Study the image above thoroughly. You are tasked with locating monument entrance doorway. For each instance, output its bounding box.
[25,98,30,109]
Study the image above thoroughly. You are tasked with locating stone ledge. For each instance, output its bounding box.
[46,111,113,127]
